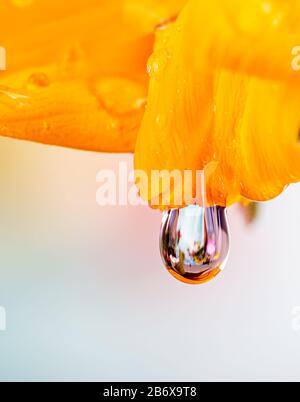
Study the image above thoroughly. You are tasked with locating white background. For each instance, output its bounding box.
[0,137,299,381]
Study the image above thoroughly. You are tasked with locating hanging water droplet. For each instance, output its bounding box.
[160,205,230,285]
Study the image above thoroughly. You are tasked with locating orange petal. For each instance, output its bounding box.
[135,0,300,207]
[0,0,184,151]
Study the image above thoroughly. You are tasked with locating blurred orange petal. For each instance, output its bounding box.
[0,0,185,152]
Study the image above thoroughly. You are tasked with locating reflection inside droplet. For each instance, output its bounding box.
[160,205,230,285]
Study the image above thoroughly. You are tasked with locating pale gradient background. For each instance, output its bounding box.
[0,136,300,381]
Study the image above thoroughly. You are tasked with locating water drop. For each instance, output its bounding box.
[95,77,146,115]
[27,73,50,89]
[160,205,230,285]
[147,49,170,80]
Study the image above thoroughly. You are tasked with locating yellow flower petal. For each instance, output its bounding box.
[0,0,183,151]
[135,0,300,207]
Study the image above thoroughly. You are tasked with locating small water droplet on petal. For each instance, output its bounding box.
[147,49,170,80]
[27,73,50,89]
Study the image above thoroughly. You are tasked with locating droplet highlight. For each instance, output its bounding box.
[0,85,29,108]
[147,49,170,80]
[160,205,230,285]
